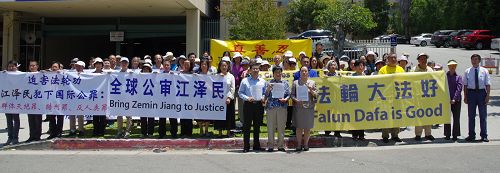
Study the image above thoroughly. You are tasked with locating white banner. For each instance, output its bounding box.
[0,71,108,115]
[0,72,227,120]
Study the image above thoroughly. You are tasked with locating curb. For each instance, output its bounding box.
[4,137,490,150]
[50,137,362,150]
[1,140,53,150]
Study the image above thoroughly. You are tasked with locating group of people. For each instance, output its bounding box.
[2,46,492,153]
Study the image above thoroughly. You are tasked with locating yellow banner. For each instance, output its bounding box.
[210,39,313,66]
[312,71,451,131]
[317,70,355,77]
[258,70,297,86]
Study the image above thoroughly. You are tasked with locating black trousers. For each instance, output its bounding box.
[444,102,461,137]
[28,114,42,140]
[159,118,167,137]
[180,119,193,136]
[286,106,293,129]
[140,117,155,136]
[49,115,64,137]
[169,118,178,137]
[6,113,20,139]
[92,115,107,135]
[351,130,365,139]
[243,101,264,150]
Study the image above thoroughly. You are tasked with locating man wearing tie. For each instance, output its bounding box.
[464,54,491,142]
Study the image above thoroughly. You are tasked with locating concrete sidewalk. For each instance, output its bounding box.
[1,90,500,150]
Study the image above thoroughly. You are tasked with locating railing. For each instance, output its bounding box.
[315,39,391,60]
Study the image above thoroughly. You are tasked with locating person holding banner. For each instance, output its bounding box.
[310,56,322,70]
[283,51,294,70]
[180,60,194,137]
[153,54,163,70]
[411,53,435,141]
[445,60,463,141]
[291,66,318,151]
[115,57,134,138]
[47,62,65,139]
[293,56,319,80]
[158,60,179,138]
[371,59,385,75]
[238,63,266,153]
[350,60,366,140]
[231,53,245,127]
[68,61,86,137]
[320,55,331,71]
[137,63,156,138]
[131,56,141,71]
[196,59,216,137]
[464,54,491,142]
[323,60,342,138]
[4,60,21,145]
[176,55,187,72]
[25,60,43,143]
[214,60,236,138]
[365,51,377,74]
[270,55,282,70]
[91,58,107,137]
[287,58,298,71]
[264,66,290,152]
[378,54,404,143]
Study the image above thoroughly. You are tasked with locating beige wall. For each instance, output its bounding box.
[2,11,20,69]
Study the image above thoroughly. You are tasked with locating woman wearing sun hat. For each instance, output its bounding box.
[445,60,463,141]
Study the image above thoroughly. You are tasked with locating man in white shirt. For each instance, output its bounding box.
[464,54,491,142]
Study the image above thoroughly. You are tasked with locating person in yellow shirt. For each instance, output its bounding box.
[378,54,404,143]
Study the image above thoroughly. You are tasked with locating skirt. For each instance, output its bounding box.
[293,107,314,129]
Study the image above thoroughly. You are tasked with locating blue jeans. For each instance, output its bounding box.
[467,90,488,138]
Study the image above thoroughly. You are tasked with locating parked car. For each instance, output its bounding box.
[373,35,386,40]
[410,33,433,47]
[382,34,409,44]
[431,30,456,48]
[450,30,472,48]
[492,38,500,51]
[289,29,333,40]
[460,30,497,50]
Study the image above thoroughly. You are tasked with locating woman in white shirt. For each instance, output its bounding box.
[213,60,236,137]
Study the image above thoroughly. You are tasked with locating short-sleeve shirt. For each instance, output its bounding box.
[378,65,405,75]
[464,66,491,89]
[412,65,434,72]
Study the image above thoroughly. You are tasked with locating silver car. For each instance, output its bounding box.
[410,33,433,47]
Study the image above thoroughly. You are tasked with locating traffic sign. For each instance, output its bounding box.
[390,36,397,47]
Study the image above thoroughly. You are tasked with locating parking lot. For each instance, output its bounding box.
[395,44,500,89]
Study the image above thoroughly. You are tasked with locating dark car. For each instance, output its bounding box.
[460,30,497,50]
[450,30,472,48]
[431,30,456,48]
[382,34,409,44]
[289,29,333,40]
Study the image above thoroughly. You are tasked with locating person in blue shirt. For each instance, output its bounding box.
[293,56,319,80]
[264,66,290,152]
[238,63,266,153]
[464,54,491,142]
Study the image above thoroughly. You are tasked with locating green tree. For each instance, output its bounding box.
[222,0,286,40]
[286,0,329,33]
[365,0,390,37]
[315,0,376,56]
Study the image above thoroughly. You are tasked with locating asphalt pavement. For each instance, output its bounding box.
[1,142,500,173]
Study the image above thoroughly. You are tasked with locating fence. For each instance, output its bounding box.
[314,39,392,60]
